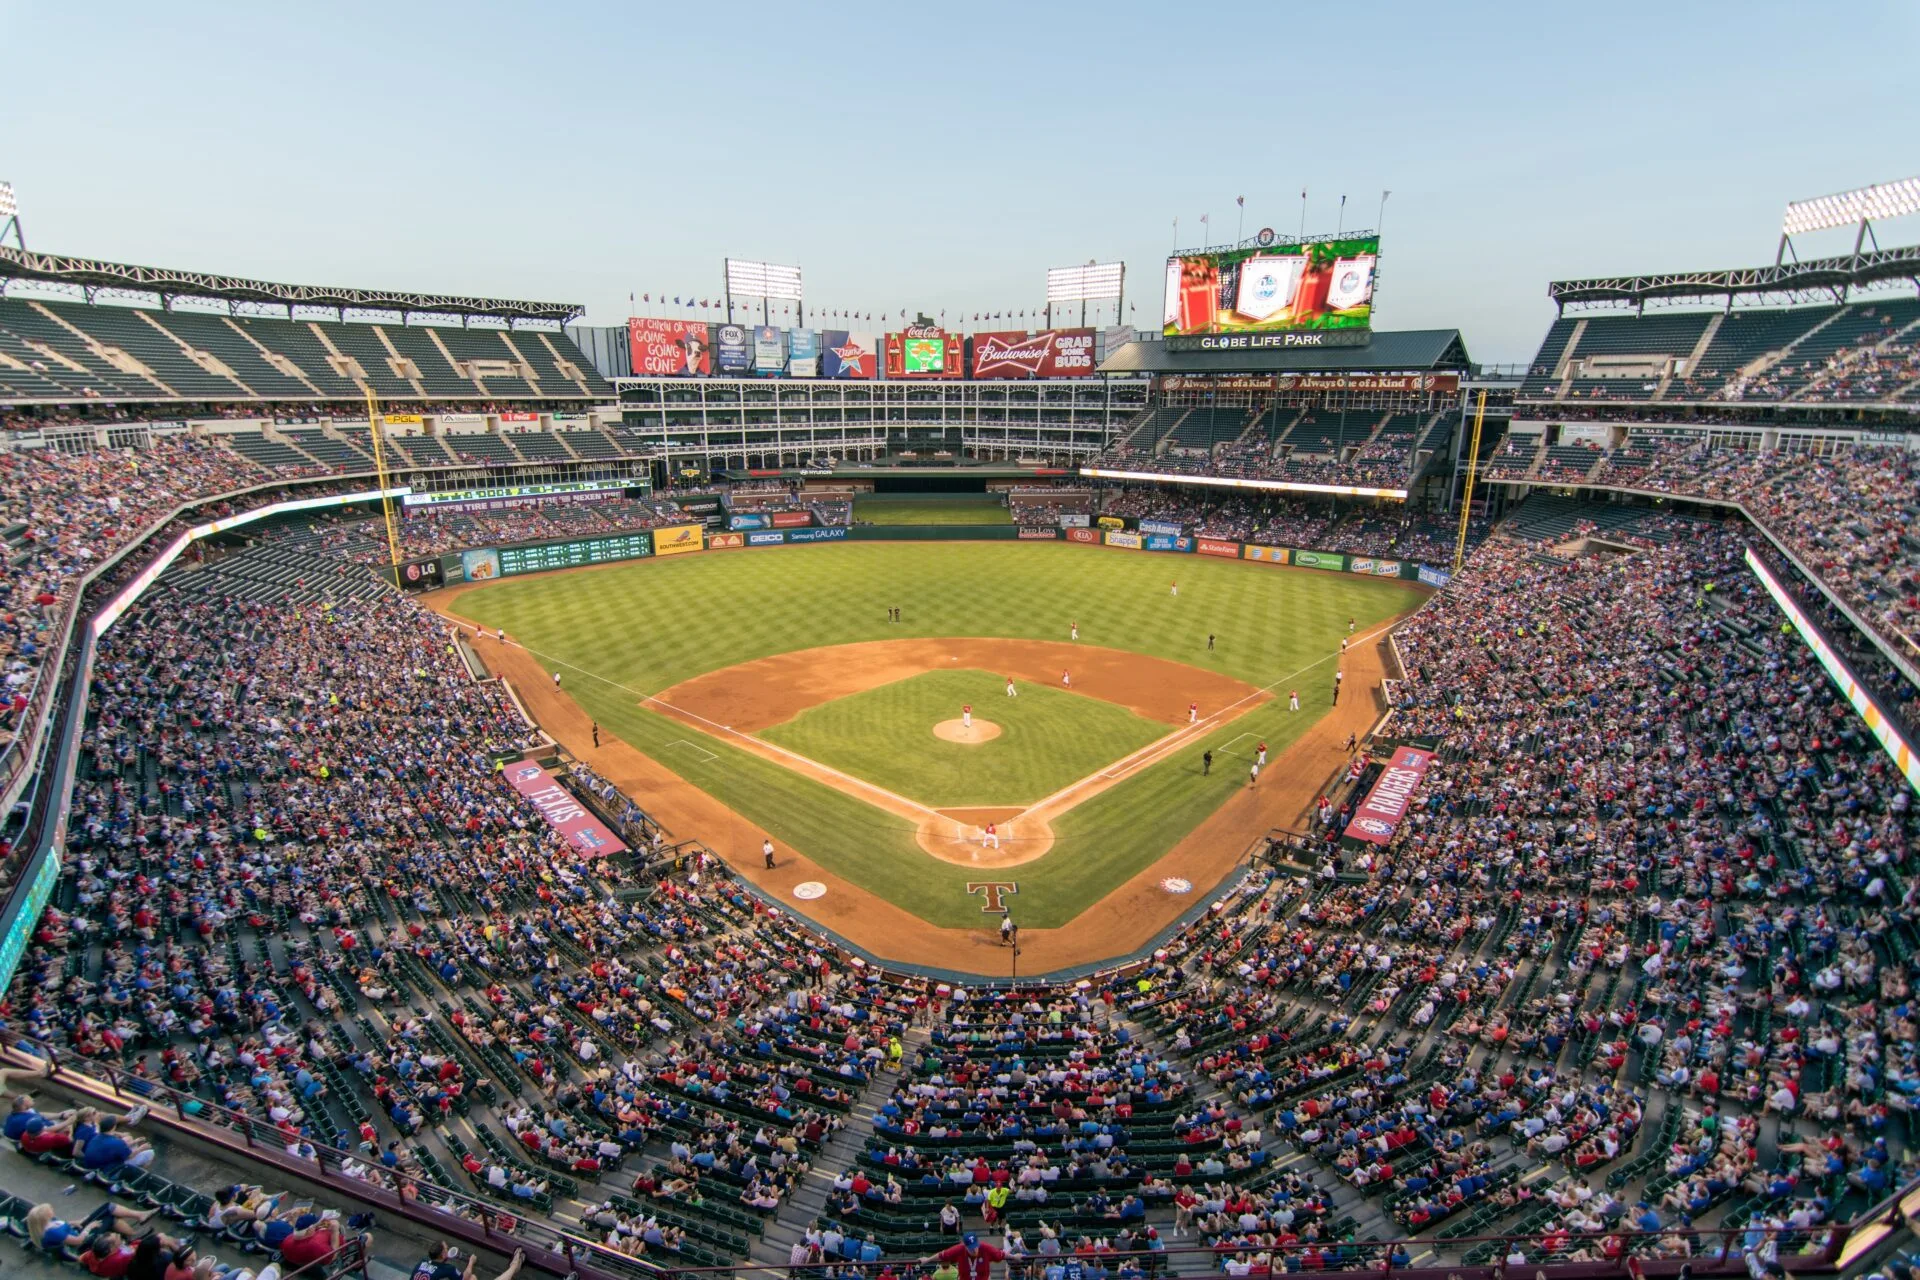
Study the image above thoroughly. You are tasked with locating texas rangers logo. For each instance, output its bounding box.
[1353,817,1394,837]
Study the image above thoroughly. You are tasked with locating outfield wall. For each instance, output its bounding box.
[419,520,1454,586]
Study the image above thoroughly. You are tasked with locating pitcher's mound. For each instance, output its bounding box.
[933,718,1001,744]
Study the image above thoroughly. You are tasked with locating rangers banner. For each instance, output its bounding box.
[1346,747,1435,847]
[819,330,876,379]
[652,524,705,556]
[1197,538,1241,559]
[628,318,712,377]
[503,761,627,856]
[970,328,1096,379]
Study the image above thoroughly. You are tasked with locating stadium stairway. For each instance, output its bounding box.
[745,1031,929,1272]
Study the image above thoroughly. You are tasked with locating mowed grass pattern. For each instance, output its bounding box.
[853,495,1010,525]
[452,542,1421,928]
[758,670,1167,807]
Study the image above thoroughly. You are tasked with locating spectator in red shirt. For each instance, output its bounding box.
[925,1233,1005,1280]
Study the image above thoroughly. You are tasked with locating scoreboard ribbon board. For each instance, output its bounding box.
[494,531,655,577]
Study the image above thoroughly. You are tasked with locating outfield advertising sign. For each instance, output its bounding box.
[1138,519,1184,537]
[653,524,705,556]
[1105,530,1144,549]
[748,530,787,545]
[1066,527,1098,544]
[786,527,847,543]
[1417,565,1452,588]
[1349,557,1402,577]
[729,513,771,530]
[1244,545,1290,564]
[1292,549,1347,572]
[1018,527,1060,540]
[771,511,813,528]
[1097,516,1125,530]
[1143,533,1193,552]
[708,531,746,548]
[1197,538,1241,559]
[1060,513,1091,528]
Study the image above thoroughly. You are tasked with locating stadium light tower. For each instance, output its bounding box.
[1045,261,1125,328]
[1777,176,1920,264]
[0,183,23,250]
[724,258,804,326]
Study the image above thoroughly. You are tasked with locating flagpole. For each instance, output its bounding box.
[1377,189,1391,239]
[1236,197,1244,249]
[1337,194,1347,236]
[1298,189,1307,241]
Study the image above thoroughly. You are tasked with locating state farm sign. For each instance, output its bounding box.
[970,329,1096,379]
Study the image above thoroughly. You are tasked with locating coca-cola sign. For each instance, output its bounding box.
[970,328,1097,379]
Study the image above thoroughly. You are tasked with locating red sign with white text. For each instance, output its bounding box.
[502,760,628,856]
[970,328,1097,378]
[1346,747,1434,847]
[770,510,813,528]
[1066,527,1098,544]
[1197,538,1242,558]
[627,318,713,377]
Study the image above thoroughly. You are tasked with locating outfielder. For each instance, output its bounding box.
[1170,580,1179,597]
[1070,621,1079,641]
[1257,741,1268,767]
[962,704,972,730]
[982,822,999,849]
[1289,690,1300,712]
[1006,677,1017,697]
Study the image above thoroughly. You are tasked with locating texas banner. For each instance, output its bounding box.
[819,330,876,379]
[970,328,1097,378]
[502,761,627,856]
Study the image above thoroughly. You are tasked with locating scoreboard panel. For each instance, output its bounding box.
[498,531,654,577]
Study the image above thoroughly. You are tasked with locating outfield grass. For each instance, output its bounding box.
[758,669,1167,807]
[853,495,1010,525]
[451,542,1420,928]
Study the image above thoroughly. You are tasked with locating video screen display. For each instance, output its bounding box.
[903,336,945,374]
[1162,235,1378,336]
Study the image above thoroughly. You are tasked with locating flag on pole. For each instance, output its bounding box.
[1236,195,1244,207]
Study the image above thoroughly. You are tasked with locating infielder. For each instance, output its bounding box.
[1257,741,1268,767]
[1061,669,1072,688]
[982,822,999,849]
[1005,677,1017,697]
[1188,702,1198,724]
[962,704,972,730]
[1340,636,1349,654]
[1289,690,1300,712]
[1249,761,1260,787]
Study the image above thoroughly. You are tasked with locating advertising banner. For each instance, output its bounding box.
[708,531,746,549]
[883,325,965,378]
[384,412,424,426]
[1243,545,1290,564]
[786,527,847,543]
[436,413,486,428]
[1066,527,1099,544]
[1097,516,1125,530]
[714,324,752,374]
[1351,558,1402,576]
[461,548,502,581]
[1139,519,1184,537]
[503,761,628,856]
[1160,375,1279,394]
[674,498,721,515]
[1416,565,1452,588]
[652,524,705,556]
[1060,513,1091,528]
[787,329,820,378]
[1346,747,1435,847]
[771,510,814,528]
[1197,538,1241,559]
[819,330,876,379]
[1017,527,1060,540]
[397,558,443,589]
[628,318,713,377]
[1105,530,1143,549]
[499,411,540,423]
[1144,534,1194,552]
[752,326,786,375]
[729,513,771,531]
[1292,549,1347,572]
[970,328,1097,379]
[748,530,787,545]
[1273,373,1461,395]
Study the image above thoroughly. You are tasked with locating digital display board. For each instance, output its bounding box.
[904,336,944,373]
[882,325,964,378]
[497,532,654,577]
[1162,235,1378,337]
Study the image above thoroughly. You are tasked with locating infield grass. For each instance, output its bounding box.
[853,494,1010,525]
[758,669,1167,807]
[450,541,1422,928]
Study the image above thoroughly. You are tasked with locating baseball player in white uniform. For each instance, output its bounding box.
[1188,702,1198,725]
[1005,678,1017,697]
[1257,741,1268,767]
[1289,690,1300,712]
[962,704,972,730]
[1170,581,1178,597]
[1070,621,1079,641]
[1061,669,1072,688]
[982,822,999,849]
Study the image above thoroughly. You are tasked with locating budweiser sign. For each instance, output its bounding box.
[1159,375,1278,393]
[1274,373,1461,395]
[971,328,1096,379]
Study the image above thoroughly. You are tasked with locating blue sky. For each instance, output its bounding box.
[3,0,1915,362]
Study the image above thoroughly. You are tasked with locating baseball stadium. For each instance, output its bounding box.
[0,9,1917,1280]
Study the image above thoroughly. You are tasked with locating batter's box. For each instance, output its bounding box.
[664,739,719,764]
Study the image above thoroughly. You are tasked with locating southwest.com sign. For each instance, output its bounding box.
[1077,467,1408,502]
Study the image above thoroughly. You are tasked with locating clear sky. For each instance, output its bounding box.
[4,0,1916,363]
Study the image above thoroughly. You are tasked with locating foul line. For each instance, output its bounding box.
[663,738,719,764]
[1010,618,1401,821]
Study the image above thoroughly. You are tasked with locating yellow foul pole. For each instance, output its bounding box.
[1453,389,1487,577]
[361,385,403,575]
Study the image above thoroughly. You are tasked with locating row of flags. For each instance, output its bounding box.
[627,293,1136,324]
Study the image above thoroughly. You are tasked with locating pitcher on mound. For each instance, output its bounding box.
[962,704,972,730]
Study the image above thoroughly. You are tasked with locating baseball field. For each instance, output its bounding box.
[436,539,1424,968]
